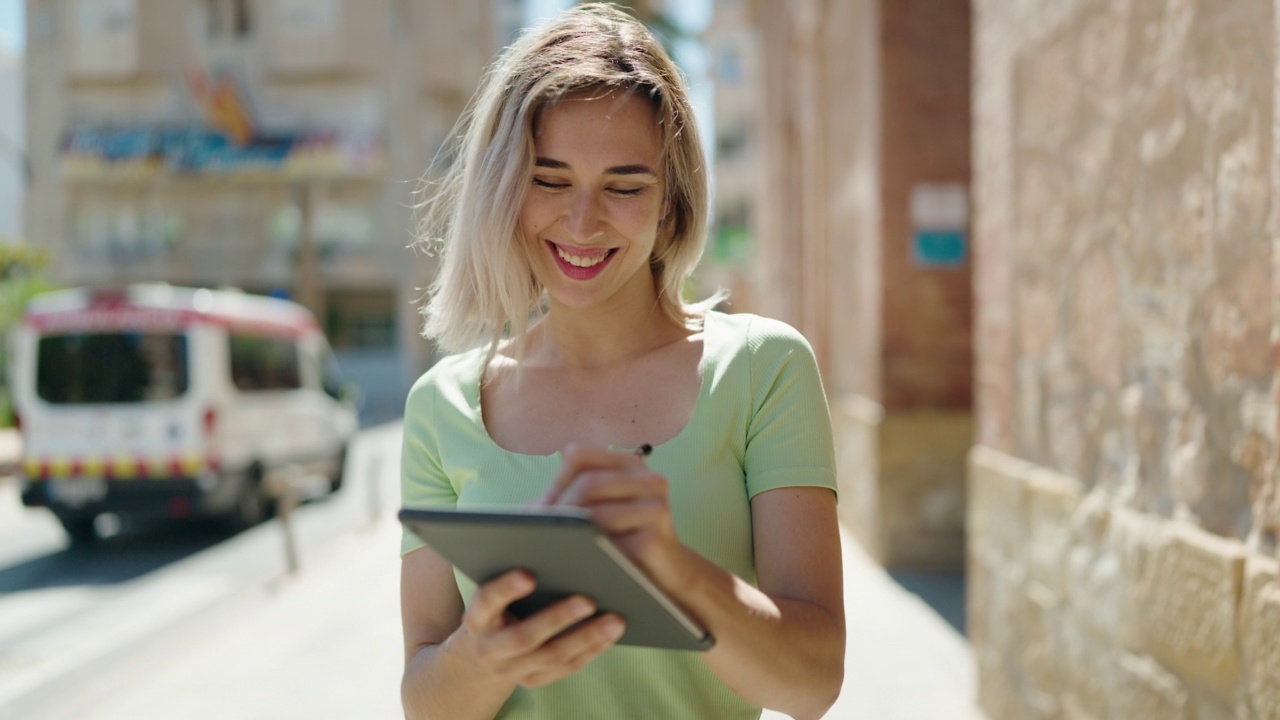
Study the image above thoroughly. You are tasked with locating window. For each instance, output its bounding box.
[198,0,252,40]
[229,334,301,392]
[37,333,189,404]
[74,200,182,265]
[232,0,251,36]
[72,0,138,76]
[266,200,374,262]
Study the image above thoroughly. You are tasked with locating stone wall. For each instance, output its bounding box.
[972,0,1280,716]
[970,446,1279,719]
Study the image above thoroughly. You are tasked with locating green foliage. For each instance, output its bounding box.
[0,243,53,329]
[0,242,56,427]
[710,225,753,265]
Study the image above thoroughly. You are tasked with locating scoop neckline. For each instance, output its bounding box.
[464,311,720,460]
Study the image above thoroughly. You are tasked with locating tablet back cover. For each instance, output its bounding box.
[399,508,713,652]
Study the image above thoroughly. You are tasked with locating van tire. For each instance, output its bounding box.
[58,514,99,546]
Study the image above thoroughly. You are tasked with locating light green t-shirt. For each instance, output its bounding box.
[400,311,837,720]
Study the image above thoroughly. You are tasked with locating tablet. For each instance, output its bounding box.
[398,506,715,652]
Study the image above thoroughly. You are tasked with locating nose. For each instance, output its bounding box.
[566,189,602,242]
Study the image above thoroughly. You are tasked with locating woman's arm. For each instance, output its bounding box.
[545,448,845,719]
[400,545,514,720]
[400,545,626,720]
[692,486,844,719]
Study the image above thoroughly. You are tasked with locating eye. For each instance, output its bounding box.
[607,187,646,198]
[532,177,569,190]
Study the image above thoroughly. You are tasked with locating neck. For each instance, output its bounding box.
[528,289,687,369]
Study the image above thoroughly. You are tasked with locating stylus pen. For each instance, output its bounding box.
[540,443,655,505]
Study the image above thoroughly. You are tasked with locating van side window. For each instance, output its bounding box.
[229,334,301,392]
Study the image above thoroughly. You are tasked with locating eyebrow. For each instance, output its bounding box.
[535,157,658,177]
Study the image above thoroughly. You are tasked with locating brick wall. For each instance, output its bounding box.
[748,0,974,570]
[880,0,974,411]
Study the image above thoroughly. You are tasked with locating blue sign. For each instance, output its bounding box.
[60,127,383,176]
[912,229,967,267]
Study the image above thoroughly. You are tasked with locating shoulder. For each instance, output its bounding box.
[406,347,485,406]
[706,311,815,357]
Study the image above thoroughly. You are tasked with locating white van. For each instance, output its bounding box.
[8,284,360,543]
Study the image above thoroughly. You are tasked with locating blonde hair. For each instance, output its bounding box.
[415,2,716,355]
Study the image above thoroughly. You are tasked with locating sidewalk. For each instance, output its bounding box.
[23,515,985,719]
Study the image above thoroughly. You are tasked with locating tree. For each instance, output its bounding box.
[0,241,55,426]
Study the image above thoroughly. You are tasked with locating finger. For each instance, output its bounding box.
[587,498,670,534]
[518,614,628,688]
[541,444,644,505]
[555,470,667,508]
[481,594,599,664]
[463,569,535,635]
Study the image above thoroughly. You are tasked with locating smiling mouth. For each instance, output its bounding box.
[548,242,617,279]
[554,244,615,267]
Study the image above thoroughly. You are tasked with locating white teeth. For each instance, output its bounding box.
[556,246,608,267]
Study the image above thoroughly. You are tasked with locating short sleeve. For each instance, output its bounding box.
[399,371,457,555]
[742,316,838,499]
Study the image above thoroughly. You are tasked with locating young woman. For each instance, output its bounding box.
[399,5,844,719]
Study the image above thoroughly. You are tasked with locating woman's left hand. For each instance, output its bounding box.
[539,443,690,588]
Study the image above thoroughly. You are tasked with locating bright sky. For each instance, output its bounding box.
[527,0,710,31]
[0,0,21,53]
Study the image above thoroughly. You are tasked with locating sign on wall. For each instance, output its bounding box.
[909,183,969,268]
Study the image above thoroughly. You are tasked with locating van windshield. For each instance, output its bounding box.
[37,332,190,404]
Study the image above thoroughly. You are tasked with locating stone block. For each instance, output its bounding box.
[1018,581,1062,719]
[968,445,1032,566]
[1059,629,1114,720]
[1107,508,1159,651]
[1114,653,1191,720]
[1060,693,1102,720]
[1064,504,1148,651]
[1239,555,1280,720]
[1136,522,1245,696]
[1025,466,1083,595]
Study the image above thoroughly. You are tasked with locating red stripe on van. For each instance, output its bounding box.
[25,308,200,333]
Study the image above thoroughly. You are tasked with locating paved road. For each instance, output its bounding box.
[0,423,403,719]
[1,422,984,719]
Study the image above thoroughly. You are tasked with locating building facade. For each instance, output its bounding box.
[24,0,521,422]
[0,39,21,240]
[737,0,1280,716]
[740,0,974,571]
[701,0,762,309]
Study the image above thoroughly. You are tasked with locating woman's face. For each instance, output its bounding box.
[520,90,666,314]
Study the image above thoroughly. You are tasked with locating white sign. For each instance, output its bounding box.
[909,183,969,230]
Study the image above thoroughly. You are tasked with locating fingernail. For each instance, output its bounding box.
[571,597,595,617]
[603,616,625,638]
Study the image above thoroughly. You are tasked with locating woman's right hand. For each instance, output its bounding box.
[452,569,627,689]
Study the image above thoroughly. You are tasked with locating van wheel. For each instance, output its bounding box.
[58,514,99,546]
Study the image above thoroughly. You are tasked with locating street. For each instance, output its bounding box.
[0,422,404,720]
